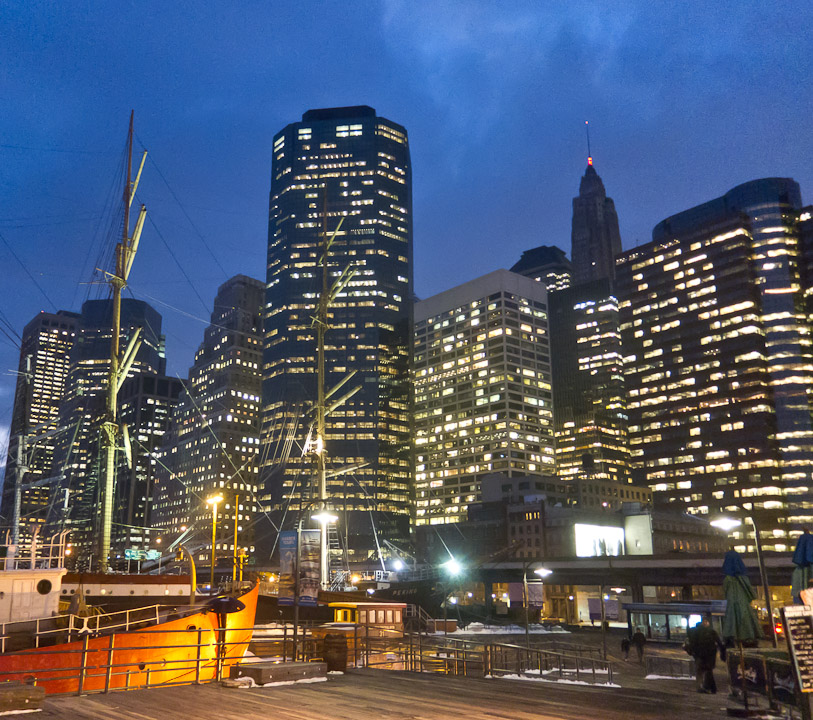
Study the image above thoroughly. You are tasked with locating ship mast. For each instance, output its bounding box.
[99,111,147,570]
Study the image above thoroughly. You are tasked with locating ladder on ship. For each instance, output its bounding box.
[327,522,349,590]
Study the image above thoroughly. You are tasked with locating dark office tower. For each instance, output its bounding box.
[617,178,813,552]
[570,159,622,286]
[548,280,629,495]
[262,106,412,561]
[510,245,572,292]
[1,310,79,541]
[48,299,165,568]
[153,275,263,559]
[113,373,183,558]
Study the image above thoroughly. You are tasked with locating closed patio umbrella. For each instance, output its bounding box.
[722,549,763,715]
[791,530,813,603]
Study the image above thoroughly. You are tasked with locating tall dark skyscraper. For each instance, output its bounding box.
[617,178,813,552]
[154,275,263,558]
[262,106,412,561]
[515,156,630,500]
[47,299,165,567]
[571,159,622,286]
[510,245,572,292]
[1,310,78,542]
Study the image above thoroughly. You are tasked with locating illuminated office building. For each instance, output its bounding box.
[1,310,78,541]
[262,106,412,559]
[514,160,630,499]
[154,275,263,560]
[617,178,813,552]
[47,299,165,567]
[510,245,572,292]
[113,373,183,556]
[413,269,554,526]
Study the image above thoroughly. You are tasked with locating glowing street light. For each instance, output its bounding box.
[525,566,553,649]
[206,494,223,591]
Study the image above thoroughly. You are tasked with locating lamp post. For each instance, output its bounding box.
[711,515,777,648]
[524,566,552,649]
[206,494,223,592]
[441,557,462,636]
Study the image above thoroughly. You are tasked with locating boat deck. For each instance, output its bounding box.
[40,666,728,720]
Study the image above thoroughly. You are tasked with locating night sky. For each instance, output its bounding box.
[2,1,812,465]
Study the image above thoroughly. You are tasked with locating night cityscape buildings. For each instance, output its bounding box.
[153,275,263,562]
[413,269,555,526]
[46,299,166,568]
[617,178,813,552]
[1,310,79,544]
[261,106,412,560]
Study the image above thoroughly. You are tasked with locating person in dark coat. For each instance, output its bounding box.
[631,628,646,663]
[686,616,725,694]
[620,637,631,661]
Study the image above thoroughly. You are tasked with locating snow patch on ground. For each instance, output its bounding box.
[230,676,328,689]
[442,623,569,635]
[0,711,41,716]
[490,673,619,688]
[645,674,694,681]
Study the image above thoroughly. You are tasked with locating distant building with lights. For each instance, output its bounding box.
[1,310,79,542]
[47,299,165,568]
[510,245,572,292]
[617,178,813,552]
[261,106,412,561]
[413,269,554,526]
[153,275,263,561]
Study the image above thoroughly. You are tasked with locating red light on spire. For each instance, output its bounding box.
[588,156,593,166]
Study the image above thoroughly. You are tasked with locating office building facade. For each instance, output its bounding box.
[510,245,572,292]
[262,106,412,560]
[153,275,263,562]
[1,310,79,542]
[413,269,554,526]
[617,178,813,551]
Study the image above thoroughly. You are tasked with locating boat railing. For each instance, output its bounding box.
[0,602,207,653]
[1,530,69,571]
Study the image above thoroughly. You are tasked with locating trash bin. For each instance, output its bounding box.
[322,633,348,672]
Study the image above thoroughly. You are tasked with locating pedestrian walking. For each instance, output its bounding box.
[620,637,631,661]
[631,628,646,663]
[685,615,725,694]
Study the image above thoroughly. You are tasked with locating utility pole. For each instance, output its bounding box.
[99,111,147,571]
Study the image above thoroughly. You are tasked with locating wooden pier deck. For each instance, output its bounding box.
[39,667,728,720]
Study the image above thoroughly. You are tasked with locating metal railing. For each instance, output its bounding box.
[1,529,69,570]
[644,655,695,678]
[0,624,255,696]
[486,642,614,685]
[0,603,207,653]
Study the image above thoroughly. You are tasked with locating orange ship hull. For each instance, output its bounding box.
[0,584,258,695]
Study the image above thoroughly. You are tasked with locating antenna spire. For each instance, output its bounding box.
[585,120,593,166]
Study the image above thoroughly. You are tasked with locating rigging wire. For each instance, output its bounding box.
[0,230,57,312]
[135,137,229,281]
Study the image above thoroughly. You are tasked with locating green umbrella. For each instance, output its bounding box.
[722,549,763,715]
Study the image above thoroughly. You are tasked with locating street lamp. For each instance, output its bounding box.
[206,494,223,592]
[711,515,777,648]
[441,557,462,635]
[524,566,552,649]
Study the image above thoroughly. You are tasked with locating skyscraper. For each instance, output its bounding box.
[1,310,78,542]
[153,275,263,559]
[617,178,813,552]
[47,299,165,567]
[413,270,555,526]
[262,106,412,560]
[570,159,622,286]
[510,245,572,292]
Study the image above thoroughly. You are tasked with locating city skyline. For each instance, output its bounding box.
[2,2,813,467]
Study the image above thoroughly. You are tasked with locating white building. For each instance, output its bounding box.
[414,269,554,526]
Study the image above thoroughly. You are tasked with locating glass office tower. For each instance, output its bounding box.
[617,178,813,552]
[262,106,412,560]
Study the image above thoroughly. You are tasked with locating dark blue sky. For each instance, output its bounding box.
[1,1,812,460]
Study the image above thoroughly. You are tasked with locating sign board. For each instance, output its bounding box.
[145,550,161,560]
[124,548,146,560]
[782,605,813,692]
[277,531,296,606]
